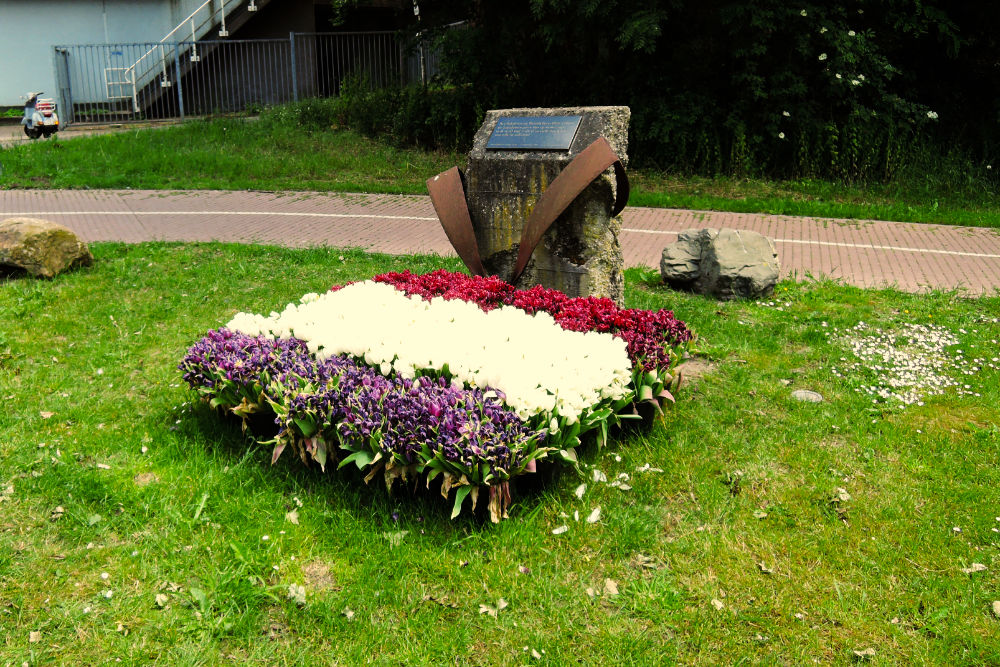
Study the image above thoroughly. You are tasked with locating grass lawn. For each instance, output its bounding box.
[2,114,999,228]
[2,243,998,664]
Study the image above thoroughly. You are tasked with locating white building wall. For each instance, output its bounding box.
[0,0,209,105]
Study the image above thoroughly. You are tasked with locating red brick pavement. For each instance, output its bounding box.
[2,189,999,294]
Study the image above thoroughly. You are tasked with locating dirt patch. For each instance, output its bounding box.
[301,561,339,592]
[133,472,159,487]
[675,358,718,384]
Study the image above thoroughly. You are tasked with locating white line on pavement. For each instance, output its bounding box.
[2,211,440,221]
[4,211,998,260]
[622,228,1000,259]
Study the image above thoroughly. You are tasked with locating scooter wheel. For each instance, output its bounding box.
[24,127,41,139]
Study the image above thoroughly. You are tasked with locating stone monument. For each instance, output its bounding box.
[428,106,630,305]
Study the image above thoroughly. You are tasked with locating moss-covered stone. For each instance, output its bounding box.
[0,217,93,278]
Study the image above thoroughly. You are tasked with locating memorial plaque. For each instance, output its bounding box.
[486,115,583,151]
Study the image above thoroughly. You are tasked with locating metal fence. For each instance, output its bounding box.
[54,31,437,125]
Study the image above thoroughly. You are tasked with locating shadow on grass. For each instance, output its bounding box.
[176,399,634,528]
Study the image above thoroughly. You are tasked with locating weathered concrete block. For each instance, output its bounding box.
[660,228,779,300]
[466,106,629,305]
[0,217,93,278]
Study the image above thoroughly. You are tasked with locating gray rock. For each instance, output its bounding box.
[791,389,824,403]
[466,106,629,305]
[660,228,779,300]
[0,217,93,278]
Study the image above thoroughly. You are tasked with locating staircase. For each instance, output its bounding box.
[104,0,271,116]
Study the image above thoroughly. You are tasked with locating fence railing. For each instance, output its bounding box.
[54,31,438,125]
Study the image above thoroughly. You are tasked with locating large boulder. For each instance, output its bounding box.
[0,217,93,278]
[660,228,779,300]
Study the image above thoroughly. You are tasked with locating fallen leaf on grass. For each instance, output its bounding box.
[585,587,596,599]
[602,579,619,596]
[382,530,408,547]
[87,514,102,526]
[586,507,602,523]
[592,469,607,483]
[422,594,459,609]
[574,483,587,499]
[518,565,531,575]
[50,506,64,521]
[630,553,659,570]
[40,411,54,419]
[753,510,768,520]
[852,647,876,662]
[287,583,306,606]
[711,598,725,611]
[285,510,299,525]
[478,598,508,618]
[960,563,987,574]
[29,631,41,643]
[992,600,1000,618]
[342,607,354,620]
[551,525,568,535]
[154,593,169,608]
[531,649,542,659]
[757,562,774,575]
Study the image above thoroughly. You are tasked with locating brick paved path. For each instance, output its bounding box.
[2,189,999,294]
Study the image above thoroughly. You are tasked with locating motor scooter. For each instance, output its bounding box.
[21,92,59,139]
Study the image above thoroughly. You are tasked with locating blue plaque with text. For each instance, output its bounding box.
[486,115,582,151]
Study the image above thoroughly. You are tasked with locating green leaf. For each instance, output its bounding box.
[293,417,318,438]
[558,448,578,464]
[313,438,328,472]
[451,485,472,519]
[338,449,374,470]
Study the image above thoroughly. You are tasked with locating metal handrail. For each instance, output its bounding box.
[121,0,245,111]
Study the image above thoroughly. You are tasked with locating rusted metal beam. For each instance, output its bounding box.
[426,166,486,277]
[511,137,628,282]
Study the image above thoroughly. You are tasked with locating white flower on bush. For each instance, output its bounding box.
[228,282,632,422]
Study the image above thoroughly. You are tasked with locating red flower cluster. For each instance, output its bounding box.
[367,269,693,372]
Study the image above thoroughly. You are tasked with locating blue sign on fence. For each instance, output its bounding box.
[486,115,582,151]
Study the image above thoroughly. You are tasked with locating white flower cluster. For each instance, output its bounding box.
[227,282,633,422]
[827,321,993,406]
